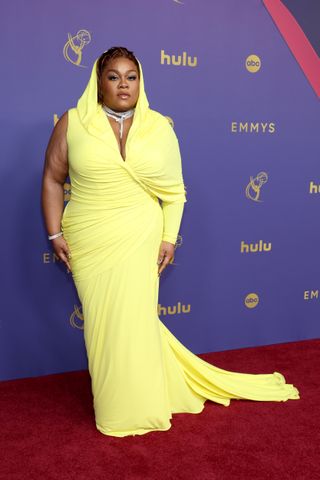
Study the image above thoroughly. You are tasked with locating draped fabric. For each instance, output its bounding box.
[61,56,299,437]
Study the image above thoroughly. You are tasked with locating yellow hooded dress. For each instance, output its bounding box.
[61,56,299,437]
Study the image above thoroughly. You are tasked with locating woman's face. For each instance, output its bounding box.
[99,57,140,112]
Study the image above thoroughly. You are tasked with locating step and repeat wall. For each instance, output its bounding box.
[1,0,319,381]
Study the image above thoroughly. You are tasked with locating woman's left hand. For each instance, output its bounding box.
[157,241,175,276]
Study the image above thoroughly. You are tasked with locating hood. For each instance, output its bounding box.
[76,54,150,138]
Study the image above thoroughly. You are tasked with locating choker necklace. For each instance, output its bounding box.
[102,104,135,139]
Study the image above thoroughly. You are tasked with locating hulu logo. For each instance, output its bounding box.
[240,240,272,253]
[160,49,197,67]
[158,302,191,316]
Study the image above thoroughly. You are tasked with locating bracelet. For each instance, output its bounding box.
[48,231,63,240]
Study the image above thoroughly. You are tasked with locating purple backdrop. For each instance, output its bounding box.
[1,0,319,381]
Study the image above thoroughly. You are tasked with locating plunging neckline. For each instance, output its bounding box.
[107,115,133,162]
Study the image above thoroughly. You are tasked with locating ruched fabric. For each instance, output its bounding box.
[61,56,299,437]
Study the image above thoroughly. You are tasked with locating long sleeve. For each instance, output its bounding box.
[161,201,185,244]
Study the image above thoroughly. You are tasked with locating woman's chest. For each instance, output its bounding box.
[108,116,133,161]
[67,113,166,178]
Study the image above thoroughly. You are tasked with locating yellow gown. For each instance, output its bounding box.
[61,56,299,437]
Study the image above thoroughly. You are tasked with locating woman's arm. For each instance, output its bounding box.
[156,120,187,275]
[41,111,72,272]
[157,201,185,276]
[161,201,185,245]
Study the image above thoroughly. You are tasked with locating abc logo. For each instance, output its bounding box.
[245,54,261,73]
[244,293,259,309]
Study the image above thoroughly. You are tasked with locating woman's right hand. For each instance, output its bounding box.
[51,236,72,273]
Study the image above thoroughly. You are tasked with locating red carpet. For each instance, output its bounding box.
[1,339,319,480]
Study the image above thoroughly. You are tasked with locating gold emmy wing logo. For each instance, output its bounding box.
[245,293,259,309]
[70,304,84,329]
[63,29,91,67]
[246,54,261,73]
[245,171,268,202]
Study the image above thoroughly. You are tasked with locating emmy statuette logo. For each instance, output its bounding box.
[70,305,84,329]
[245,171,268,202]
[63,29,91,67]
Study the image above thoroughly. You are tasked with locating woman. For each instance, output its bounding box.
[41,46,299,438]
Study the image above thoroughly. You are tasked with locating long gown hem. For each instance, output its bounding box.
[95,402,207,437]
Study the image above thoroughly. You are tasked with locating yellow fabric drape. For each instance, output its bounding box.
[61,55,299,437]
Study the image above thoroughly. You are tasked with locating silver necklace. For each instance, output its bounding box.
[102,104,135,139]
